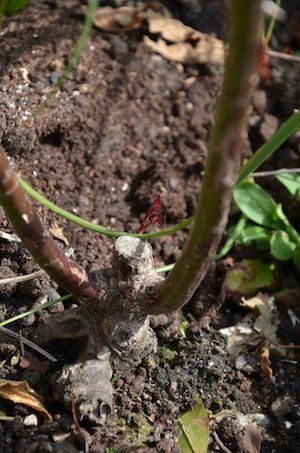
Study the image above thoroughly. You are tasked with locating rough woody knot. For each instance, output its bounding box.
[136,194,163,234]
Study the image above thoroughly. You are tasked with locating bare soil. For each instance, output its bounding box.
[0,1,299,452]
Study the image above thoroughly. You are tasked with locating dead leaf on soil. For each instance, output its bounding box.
[148,16,193,42]
[91,2,169,33]
[146,16,225,65]
[144,35,225,65]
[92,6,144,32]
[260,340,272,381]
[242,294,279,342]
[220,293,283,378]
[241,422,262,453]
[0,378,52,419]
[49,221,69,246]
[91,4,225,66]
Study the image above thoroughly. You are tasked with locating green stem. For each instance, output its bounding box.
[264,0,281,47]
[0,294,72,328]
[19,178,192,239]
[146,0,262,314]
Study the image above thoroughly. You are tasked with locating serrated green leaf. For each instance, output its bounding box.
[235,225,272,246]
[224,259,275,296]
[233,181,284,228]
[178,396,209,453]
[276,173,300,199]
[270,231,296,261]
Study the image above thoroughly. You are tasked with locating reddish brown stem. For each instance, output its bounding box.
[145,0,262,314]
[0,145,97,301]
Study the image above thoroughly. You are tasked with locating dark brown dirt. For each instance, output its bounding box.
[0,1,299,452]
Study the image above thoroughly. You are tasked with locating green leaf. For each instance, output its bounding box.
[274,204,300,246]
[237,110,300,184]
[276,173,300,199]
[233,181,282,228]
[178,396,209,453]
[0,0,31,16]
[292,246,300,272]
[270,231,296,261]
[235,225,272,246]
[215,215,248,260]
[224,259,275,296]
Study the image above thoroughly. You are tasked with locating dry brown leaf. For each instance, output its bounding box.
[145,17,225,65]
[148,16,194,42]
[144,35,224,65]
[144,37,196,63]
[194,36,225,65]
[91,4,225,66]
[91,1,170,33]
[221,314,257,358]
[242,422,262,453]
[242,294,279,342]
[0,378,52,419]
[221,294,282,368]
[49,222,69,246]
[260,340,272,381]
[241,293,269,310]
[92,6,144,32]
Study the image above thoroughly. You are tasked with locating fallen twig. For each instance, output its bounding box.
[0,326,57,362]
[0,269,45,286]
[252,168,300,177]
[267,49,300,64]
[19,329,25,357]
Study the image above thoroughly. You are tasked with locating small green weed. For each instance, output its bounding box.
[219,178,300,270]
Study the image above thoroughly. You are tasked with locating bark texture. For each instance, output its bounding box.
[32,236,161,423]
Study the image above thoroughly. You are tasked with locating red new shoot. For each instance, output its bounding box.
[136,194,163,234]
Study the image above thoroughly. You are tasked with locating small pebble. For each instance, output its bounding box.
[34,81,44,91]
[53,433,70,442]
[50,71,58,85]
[24,414,38,426]
[271,396,295,417]
[169,178,178,190]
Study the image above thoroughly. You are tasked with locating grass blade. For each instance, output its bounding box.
[237,110,300,184]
